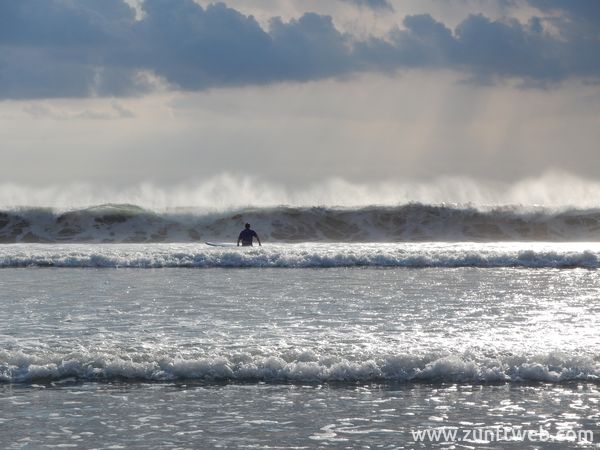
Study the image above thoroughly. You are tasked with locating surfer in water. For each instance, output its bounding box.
[237,223,262,247]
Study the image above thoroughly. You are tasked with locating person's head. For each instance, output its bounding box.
[245,223,251,229]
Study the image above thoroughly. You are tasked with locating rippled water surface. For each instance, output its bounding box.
[2,382,599,449]
[1,262,600,447]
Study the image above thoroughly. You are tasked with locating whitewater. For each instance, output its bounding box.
[1,242,600,269]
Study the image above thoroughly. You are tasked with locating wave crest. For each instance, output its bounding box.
[2,350,598,384]
[1,242,599,268]
[3,203,600,243]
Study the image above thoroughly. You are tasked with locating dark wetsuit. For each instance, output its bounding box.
[238,228,258,246]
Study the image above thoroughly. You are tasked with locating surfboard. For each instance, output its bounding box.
[205,242,237,247]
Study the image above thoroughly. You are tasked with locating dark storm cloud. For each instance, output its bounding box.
[0,0,142,98]
[0,0,598,99]
[131,1,274,88]
[132,3,351,88]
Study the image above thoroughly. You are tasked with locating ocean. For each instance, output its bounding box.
[1,204,600,448]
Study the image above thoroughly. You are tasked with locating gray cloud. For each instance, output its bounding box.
[526,0,600,79]
[21,101,134,120]
[0,0,598,99]
[529,0,600,26]
[340,0,394,12]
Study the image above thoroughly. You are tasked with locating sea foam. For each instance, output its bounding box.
[1,349,598,384]
[1,242,599,269]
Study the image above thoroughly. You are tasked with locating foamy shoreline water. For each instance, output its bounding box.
[0,242,599,269]
[3,348,599,385]
[2,265,599,386]
[2,260,599,448]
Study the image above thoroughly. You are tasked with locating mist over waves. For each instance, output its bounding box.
[2,171,600,210]
[2,172,600,243]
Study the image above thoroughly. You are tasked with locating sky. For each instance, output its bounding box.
[1,0,599,207]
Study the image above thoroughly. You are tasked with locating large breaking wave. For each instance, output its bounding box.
[2,203,600,243]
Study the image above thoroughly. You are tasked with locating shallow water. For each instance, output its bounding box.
[2,265,600,383]
[1,253,600,447]
[2,382,599,449]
